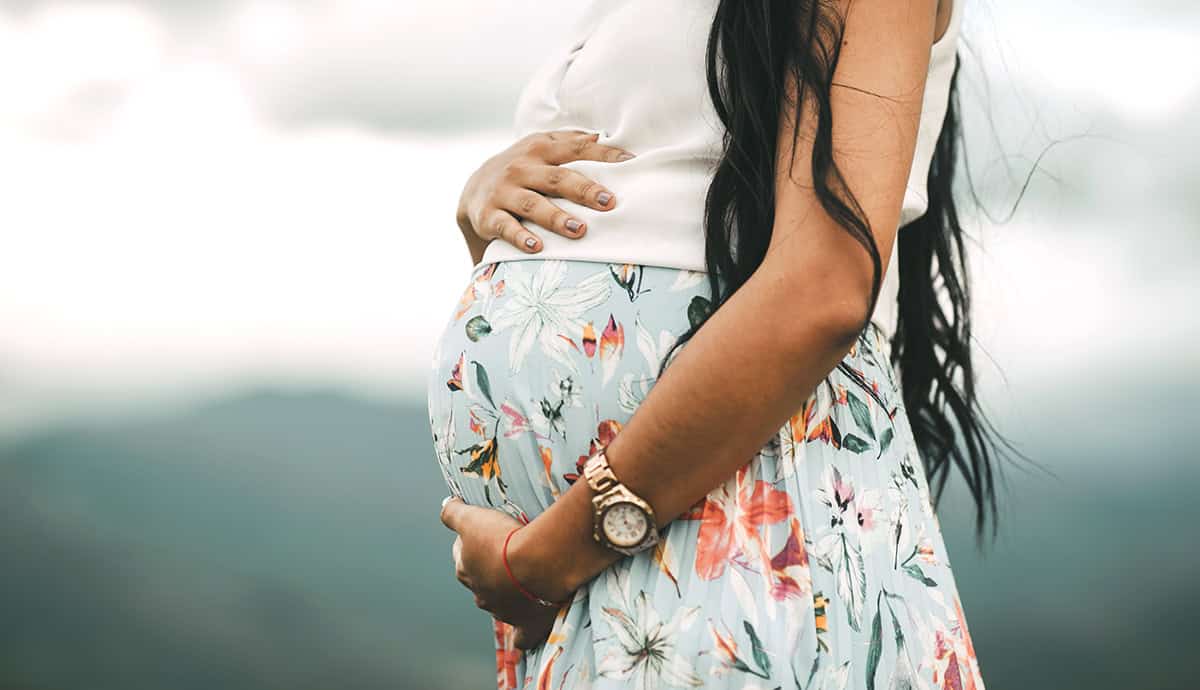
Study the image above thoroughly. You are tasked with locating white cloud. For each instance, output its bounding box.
[0,4,167,135]
[0,0,1197,435]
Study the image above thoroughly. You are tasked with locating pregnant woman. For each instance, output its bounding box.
[429,0,1004,688]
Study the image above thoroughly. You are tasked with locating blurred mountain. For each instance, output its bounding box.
[0,389,494,690]
[1,386,1196,689]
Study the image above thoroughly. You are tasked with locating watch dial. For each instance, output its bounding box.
[602,502,649,548]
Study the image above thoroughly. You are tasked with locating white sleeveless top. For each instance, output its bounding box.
[478,0,965,337]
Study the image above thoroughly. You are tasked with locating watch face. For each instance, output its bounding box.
[602,502,650,548]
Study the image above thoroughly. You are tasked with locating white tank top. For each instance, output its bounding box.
[479,0,965,337]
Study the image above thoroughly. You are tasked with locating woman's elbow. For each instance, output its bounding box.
[760,245,876,351]
[822,291,874,348]
[784,282,872,353]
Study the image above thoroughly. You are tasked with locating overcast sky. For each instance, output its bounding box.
[1,0,1198,434]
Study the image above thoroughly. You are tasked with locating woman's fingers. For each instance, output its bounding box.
[512,615,557,651]
[498,186,589,241]
[439,495,465,530]
[466,130,632,254]
[508,162,617,212]
[536,130,636,166]
[452,535,469,585]
[479,208,544,253]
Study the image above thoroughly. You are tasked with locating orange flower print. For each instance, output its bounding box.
[446,351,466,392]
[768,516,812,600]
[458,437,500,482]
[609,263,651,301]
[685,462,794,581]
[953,594,984,690]
[582,321,598,358]
[494,619,520,690]
[535,646,564,690]
[835,383,848,405]
[789,381,843,450]
[598,314,625,385]
[454,262,500,321]
[426,261,988,690]
[706,618,770,680]
[539,446,561,499]
[927,594,983,690]
[453,282,479,321]
[563,420,623,485]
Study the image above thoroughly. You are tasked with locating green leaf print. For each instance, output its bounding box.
[830,417,843,448]
[877,427,894,458]
[891,605,905,645]
[903,563,938,587]
[866,593,883,690]
[743,620,772,677]
[847,391,875,439]
[687,295,712,330]
[843,434,872,454]
[471,360,496,408]
[464,315,491,342]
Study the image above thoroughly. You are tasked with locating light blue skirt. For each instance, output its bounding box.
[426,259,986,690]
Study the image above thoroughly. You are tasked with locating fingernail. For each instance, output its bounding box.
[597,191,612,207]
[524,236,538,249]
[616,152,635,161]
[565,219,582,233]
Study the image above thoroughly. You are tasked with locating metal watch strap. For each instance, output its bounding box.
[583,448,660,556]
[584,449,621,495]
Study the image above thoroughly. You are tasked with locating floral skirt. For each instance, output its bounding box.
[425,259,985,690]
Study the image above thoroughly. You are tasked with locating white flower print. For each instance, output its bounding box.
[855,487,888,555]
[426,261,987,690]
[813,464,868,630]
[819,659,852,690]
[597,590,704,690]
[815,464,856,526]
[776,379,836,482]
[551,368,583,408]
[668,269,705,291]
[487,261,611,375]
[617,313,678,414]
[888,635,920,690]
[886,472,911,568]
[813,528,868,632]
[530,369,583,440]
[429,406,463,498]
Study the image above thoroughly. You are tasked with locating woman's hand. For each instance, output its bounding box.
[439,496,573,650]
[455,130,635,256]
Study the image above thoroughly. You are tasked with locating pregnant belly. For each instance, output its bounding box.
[425,258,708,521]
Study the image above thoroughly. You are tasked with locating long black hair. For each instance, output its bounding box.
[657,1,1024,544]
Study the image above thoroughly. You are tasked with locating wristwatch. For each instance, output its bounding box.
[582,446,660,556]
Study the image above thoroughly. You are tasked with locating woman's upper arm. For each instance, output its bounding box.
[763,0,940,325]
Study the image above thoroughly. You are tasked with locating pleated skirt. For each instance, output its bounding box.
[426,258,986,690]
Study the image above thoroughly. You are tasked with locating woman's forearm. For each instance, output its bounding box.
[506,0,931,605]
[510,230,877,602]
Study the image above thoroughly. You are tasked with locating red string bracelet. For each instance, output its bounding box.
[502,526,571,609]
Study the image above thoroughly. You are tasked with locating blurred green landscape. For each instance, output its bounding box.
[2,382,1196,690]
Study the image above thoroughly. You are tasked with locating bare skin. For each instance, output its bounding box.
[443,0,947,651]
[455,130,636,265]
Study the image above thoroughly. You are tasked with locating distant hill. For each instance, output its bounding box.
[0,388,494,690]
[1,386,1196,690]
